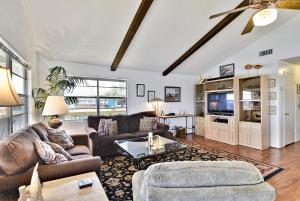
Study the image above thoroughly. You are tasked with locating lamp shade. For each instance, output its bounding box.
[0,66,21,106]
[42,96,68,116]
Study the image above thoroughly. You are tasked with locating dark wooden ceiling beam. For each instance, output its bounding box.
[162,0,249,76]
[111,0,153,71]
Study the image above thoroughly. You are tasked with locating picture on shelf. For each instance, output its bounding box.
[148,91,155,102]
[136,84,145,97]
[219,63,234,77]
[165,86,181,102]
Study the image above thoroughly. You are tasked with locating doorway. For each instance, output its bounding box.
[280,59,300,146]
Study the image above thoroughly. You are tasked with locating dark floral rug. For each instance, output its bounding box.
[100,141,283,201]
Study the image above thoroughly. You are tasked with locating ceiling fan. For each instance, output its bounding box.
[209,0,300,35]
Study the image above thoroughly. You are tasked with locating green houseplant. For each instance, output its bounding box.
[32,66,83,110]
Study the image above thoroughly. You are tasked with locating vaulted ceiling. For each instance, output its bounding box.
[23,0,299,75]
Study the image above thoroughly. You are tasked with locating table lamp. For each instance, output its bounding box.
[42,96,68,129]
[149,98,163,116]
[0,66,21,106]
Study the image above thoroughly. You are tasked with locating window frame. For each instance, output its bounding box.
[0,48,29,136]
[65,77,128,121]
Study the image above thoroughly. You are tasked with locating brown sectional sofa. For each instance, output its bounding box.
[0,122,101,200]
[87,111,171,157]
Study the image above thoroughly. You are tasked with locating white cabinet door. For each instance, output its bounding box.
[209,127,219,140]
[239,129,250,145]
[250,131,262,148]
[219,129,228,142]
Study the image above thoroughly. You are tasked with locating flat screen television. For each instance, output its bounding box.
[207,92,234,116]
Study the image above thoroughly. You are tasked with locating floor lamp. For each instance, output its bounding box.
[0,66,21,106]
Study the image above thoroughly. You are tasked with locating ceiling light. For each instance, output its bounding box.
[253,8,278,27]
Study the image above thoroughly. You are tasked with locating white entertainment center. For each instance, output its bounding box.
[195,75,270,150]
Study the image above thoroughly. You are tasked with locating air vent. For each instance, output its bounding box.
[259,49,273,57]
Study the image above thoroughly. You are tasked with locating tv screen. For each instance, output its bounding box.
[207,92,234,115]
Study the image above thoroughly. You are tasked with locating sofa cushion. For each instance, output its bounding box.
[144,117,158,130]
[139,119,153,132]
[35,140,56,164]
[67,145,91,156]
[141,161,264,194]
[47,129,74,150]
[32,122,49,141]
[98,133,134,146]
[127,114,142,132]
[98,119,112,135]
[0,131,41,175]
[108,120,118,135]
[45,141,73,160]
[71,154,92,160]
[112,115,128,134]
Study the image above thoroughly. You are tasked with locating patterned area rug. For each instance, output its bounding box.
[100,140,283,201]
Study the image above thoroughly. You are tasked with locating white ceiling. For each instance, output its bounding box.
[23,0,299,75]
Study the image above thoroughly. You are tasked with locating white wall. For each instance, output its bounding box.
[203,15,300,148]
[37,56,198,130]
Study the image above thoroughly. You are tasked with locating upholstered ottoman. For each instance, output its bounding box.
[132,161,276,201]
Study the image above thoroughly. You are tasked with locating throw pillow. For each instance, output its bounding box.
[139,118,153,132]
[52,153,68,163]
[35,140,56,164]
[47,129,74,150]
[108,120,118,135]
[45,141,73,161]
[98,119,113,135]
[144,117,158,130]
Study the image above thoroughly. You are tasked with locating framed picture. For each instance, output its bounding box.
[165,86,181,102]
[297,84,300,94]
[269,79,276,88]
[148,91,155,102]
[269,92,277,100]
[269,106,276,115]
[220,63,235,77]
[136,84,145,97]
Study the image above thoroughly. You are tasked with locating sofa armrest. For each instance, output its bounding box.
[157,122,170,138]
[38,156,101,182]
[71,134,89,147]
[0,157,101,192]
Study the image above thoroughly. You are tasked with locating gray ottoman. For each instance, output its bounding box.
[132,161,276,201]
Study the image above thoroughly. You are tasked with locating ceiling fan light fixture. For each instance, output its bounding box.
[253,8,278,27]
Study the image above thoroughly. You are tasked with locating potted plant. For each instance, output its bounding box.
[32,66,83,110]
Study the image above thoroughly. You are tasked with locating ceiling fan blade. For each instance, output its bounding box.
[241,12,257,35]
[276,0,300,9]
[209,6,250,19]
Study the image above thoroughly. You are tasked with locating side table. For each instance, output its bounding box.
[42,172,108,201]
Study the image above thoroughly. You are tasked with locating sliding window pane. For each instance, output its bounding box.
[0,107,9,118]
[12,106,26,115]
[99,80,126,88]
[0,118,9,139]
[0,49,7,67]
[12,75,26,94]
[65,98,97,121]
[99,98,126,116]
[12,114,27,132]
[12,59,26,78]
[99,88,126,97]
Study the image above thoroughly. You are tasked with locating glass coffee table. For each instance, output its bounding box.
[114,135,188,169]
